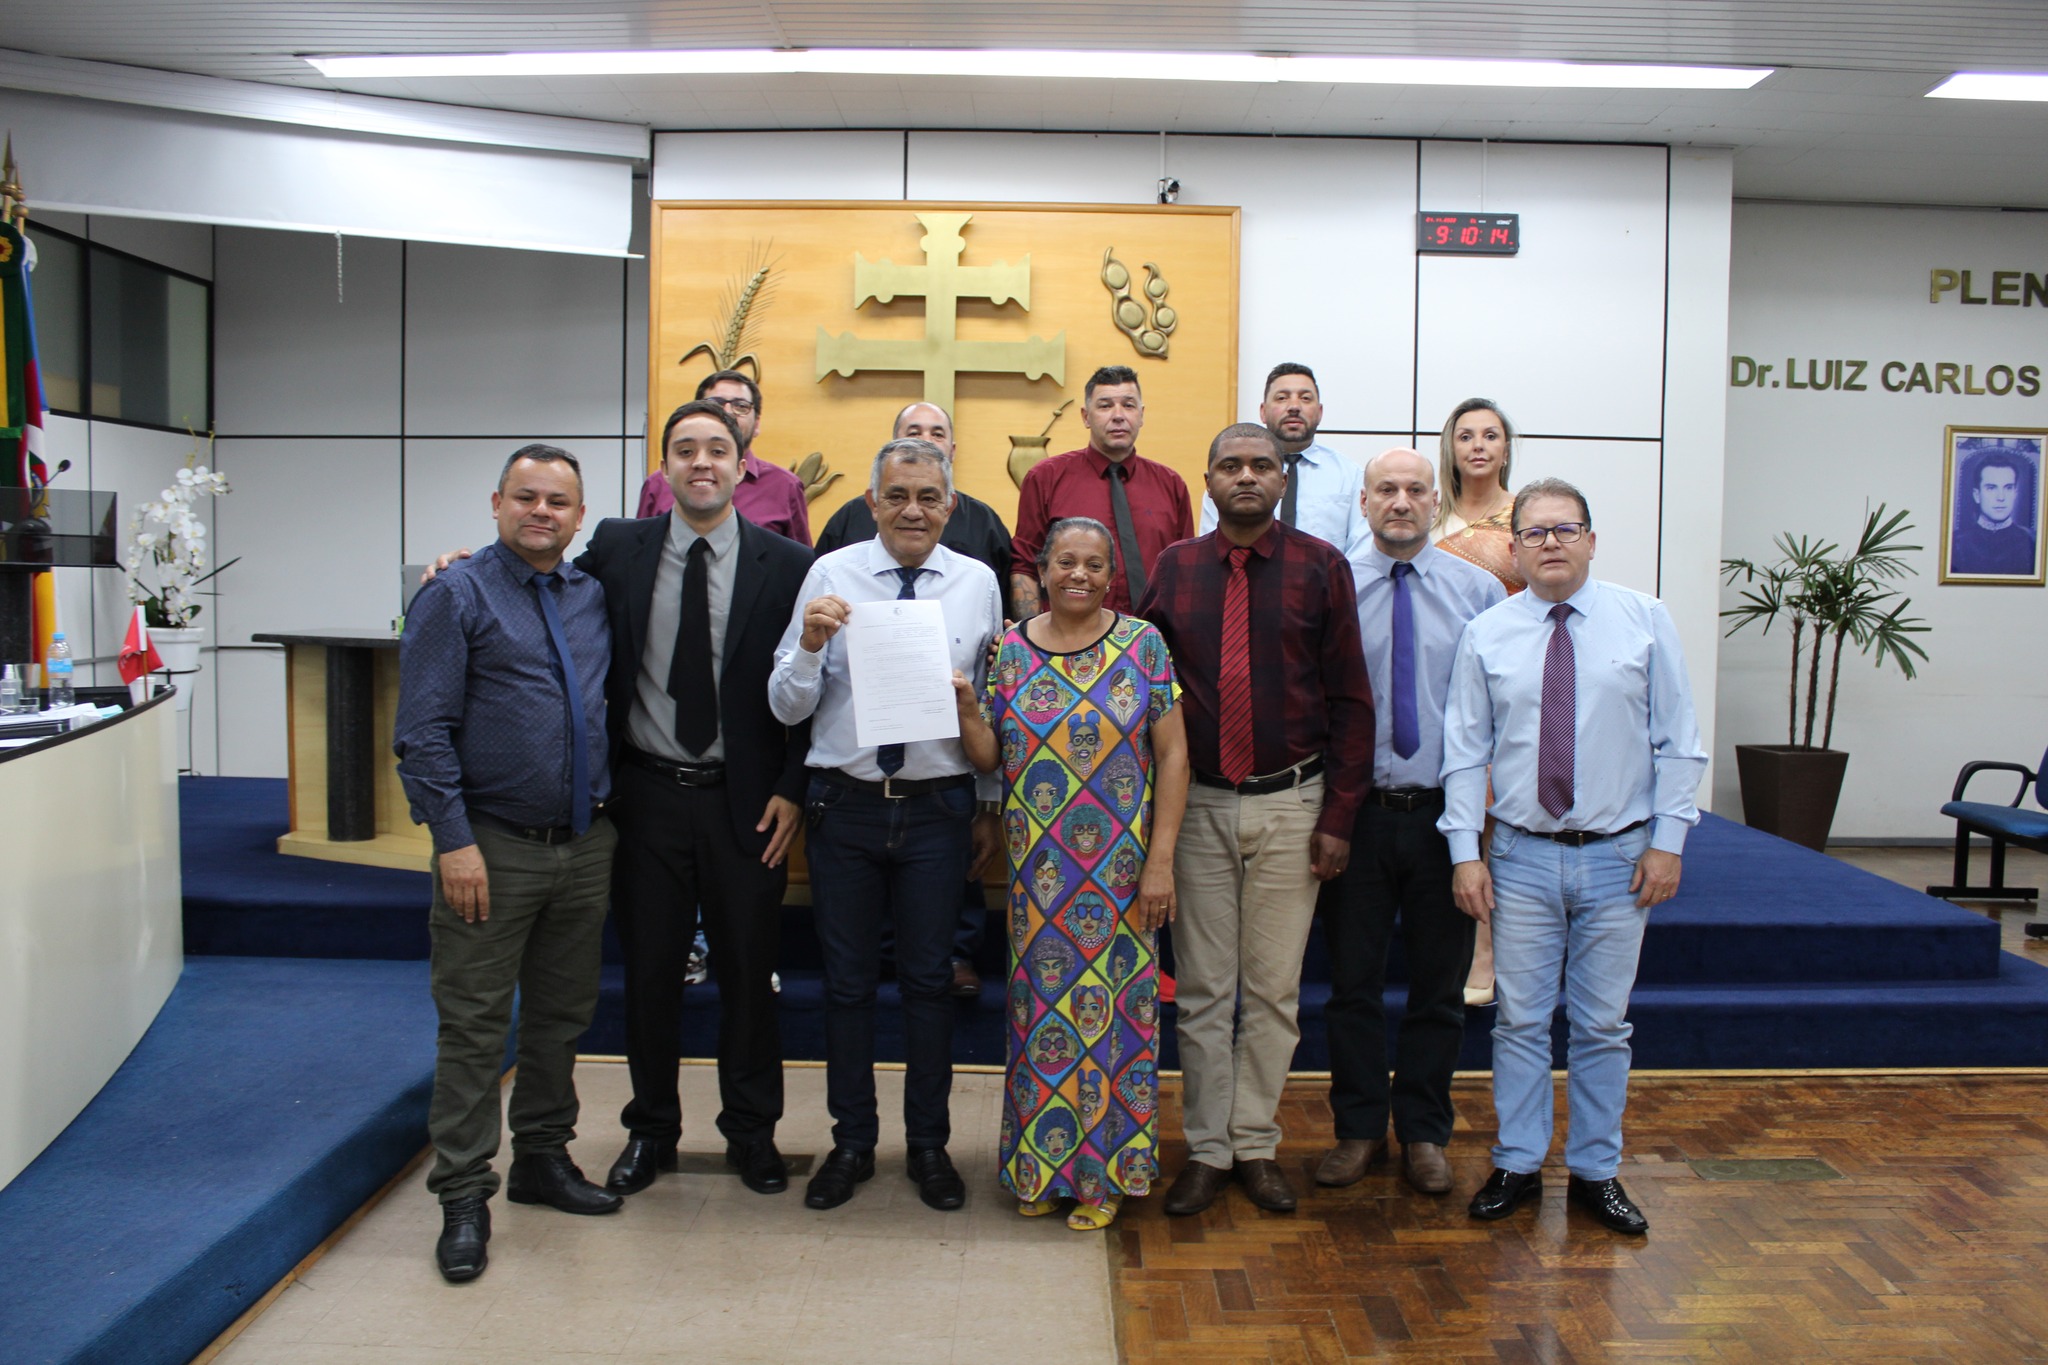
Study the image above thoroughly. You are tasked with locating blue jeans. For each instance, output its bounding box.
[804,774,974,1152]
[1487,822,1653,1181]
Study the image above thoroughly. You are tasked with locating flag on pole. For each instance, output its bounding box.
[119,605,163,703]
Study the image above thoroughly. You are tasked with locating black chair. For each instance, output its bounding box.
[1927,746,2048,934]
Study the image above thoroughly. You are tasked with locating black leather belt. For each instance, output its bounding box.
[1193,755,1325,796]
[1368,786,1443,811]
[1514,818,1648,847]
[824,768,977,800]
[470,807,605,846]
[626,747,726,787]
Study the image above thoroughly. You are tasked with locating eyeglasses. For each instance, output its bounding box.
[707,397,756,415]
[1514,522,1588,548]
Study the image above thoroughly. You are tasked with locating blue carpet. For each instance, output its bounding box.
[0,957,436,1365]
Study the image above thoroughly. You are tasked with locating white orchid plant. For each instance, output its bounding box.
[127,438,237,629]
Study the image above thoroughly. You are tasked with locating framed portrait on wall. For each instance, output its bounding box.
[1941,427,2047,586]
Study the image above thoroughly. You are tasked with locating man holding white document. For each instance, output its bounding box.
[769,437,1004,1213]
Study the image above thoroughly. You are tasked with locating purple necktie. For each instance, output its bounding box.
[1538,601,1575,820]
[1389,561,1419,760]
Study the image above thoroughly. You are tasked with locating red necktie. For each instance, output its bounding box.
[1217,545,1254,783]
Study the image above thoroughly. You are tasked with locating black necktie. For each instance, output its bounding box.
[1280,451,1304,527]
[876,566,921,776]
[668,537,716,756]
[1107,462,1147,603]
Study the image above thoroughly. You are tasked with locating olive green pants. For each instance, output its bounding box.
[426,815,616,1203]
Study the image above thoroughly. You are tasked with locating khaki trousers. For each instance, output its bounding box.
[1172,775,1323,1166]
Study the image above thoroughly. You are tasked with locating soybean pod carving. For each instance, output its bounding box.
[1101,248,1176,358]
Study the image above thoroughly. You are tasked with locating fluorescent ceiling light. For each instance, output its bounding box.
[1927,72,2048,101]
[304,49,1770,90]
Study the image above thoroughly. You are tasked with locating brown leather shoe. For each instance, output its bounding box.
[949,959,982,999]
[1233,1158,1298,1213]
[1163,1160,1232,1216]
[1401,1141,1452,1195]
[1313,1138,1389,1187]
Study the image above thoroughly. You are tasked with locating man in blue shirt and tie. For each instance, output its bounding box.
[769,437,1004,1212]
[1316,449,1503,1196]
[1440,477,1706,1235]
[1198,363,1370,557]
[395,445,621,1283]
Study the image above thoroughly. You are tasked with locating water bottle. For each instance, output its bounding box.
[0,663,20,713]
[46,632,74,708]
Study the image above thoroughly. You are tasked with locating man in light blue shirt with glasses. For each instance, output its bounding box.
[1440,476,1705,1236]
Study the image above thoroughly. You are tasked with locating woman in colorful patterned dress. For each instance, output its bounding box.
[967,516,1189,1232]
[1431,398,1526,1008]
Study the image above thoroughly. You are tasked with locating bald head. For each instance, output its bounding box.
[1361,447,1439,559]
[892,402,954,460]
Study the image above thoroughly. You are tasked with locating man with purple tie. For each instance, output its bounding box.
[1440,477,1704,1235]
[1315,450,1502,1196]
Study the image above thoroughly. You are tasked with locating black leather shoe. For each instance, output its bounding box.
[1567,1176,1648,1234]
[804,1145,876,1209]
[1468,1167,1543,1221]
[605,1138,678,1195]
[506,1152,623,1215]
[907,1146,967,1210]
[435,1196,490,1283]
[727,1138,789,1194]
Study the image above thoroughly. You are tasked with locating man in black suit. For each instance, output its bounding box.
[576,398,814,1197]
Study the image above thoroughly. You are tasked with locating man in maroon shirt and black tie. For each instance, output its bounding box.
[1138,422,1376,1217]
[1009,364,1195,621]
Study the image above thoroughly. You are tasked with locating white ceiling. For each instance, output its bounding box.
[7,1,2048,207]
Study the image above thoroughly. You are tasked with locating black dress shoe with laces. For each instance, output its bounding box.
[605,1137,678,1195]
[726,1138,790,1194]
[1567,1175,1648,1234]
[1468,1167,1544,1221]
[804,1145,876,1209]
[906,1146,967,1210]
[506,1151,623,1215]
[435,1196,491,1283]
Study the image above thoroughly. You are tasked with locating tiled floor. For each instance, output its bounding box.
[214,1064,1117,1365]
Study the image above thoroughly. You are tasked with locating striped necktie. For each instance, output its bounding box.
[1217,545,1254,784]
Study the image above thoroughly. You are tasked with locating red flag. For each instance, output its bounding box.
[119,606,163,685]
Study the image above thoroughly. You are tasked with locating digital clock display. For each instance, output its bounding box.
[1417,212,1520,256]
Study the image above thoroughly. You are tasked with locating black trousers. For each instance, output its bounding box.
[610,761,786,1145]
[1318,798,1475,1146]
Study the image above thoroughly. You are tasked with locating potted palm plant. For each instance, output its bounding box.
[1720,505,1930,850]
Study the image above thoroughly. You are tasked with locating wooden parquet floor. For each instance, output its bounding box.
[1111,1074,2048,1364]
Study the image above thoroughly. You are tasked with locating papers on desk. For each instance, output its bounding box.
[845,598,962,749]
[0,702,123,747]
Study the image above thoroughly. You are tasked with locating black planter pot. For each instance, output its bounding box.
[1734,744,1851,851]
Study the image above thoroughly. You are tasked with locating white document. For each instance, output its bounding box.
[846,598,961,748]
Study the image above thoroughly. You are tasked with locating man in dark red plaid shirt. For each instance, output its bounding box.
[1138,422,1375,1218]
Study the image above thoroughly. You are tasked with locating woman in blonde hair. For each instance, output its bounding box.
[1431,399,1522,1007]
[1433,399,1525,596]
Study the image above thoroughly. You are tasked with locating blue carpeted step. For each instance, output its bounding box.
[0,957,438,1365]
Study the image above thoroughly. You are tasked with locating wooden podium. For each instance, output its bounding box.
[253,629,430,872]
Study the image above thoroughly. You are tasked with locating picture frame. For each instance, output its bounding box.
[1940,426,2047,586]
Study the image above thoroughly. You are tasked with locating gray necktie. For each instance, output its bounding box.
[1107,462,1147,603]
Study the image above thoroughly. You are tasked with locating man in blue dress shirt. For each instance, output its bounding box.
[769,437,1004,1213]
[1440,476,1705,1235]
[1198,362,1370,558]
[394,444,621,1283]
[1316,449,1504,1196]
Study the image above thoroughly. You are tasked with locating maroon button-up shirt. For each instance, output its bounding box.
[636,451,812,544]
[1010,446,1195,614]
[1137,521,1375,839]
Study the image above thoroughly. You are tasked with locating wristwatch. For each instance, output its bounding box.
[978,800,1002,816]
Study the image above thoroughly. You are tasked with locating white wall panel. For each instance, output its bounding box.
[907,132,1160,204]
[214,646,287,778]
[1415,142,1667,440]
[214,228,403,435]
[404,243,626,436]
[87,214,213,280]
[651,131,905,201]
[1718,201,2048,837]
[1510,438,1663,598]
[403,438,625,567]
[1170,135,1420,435]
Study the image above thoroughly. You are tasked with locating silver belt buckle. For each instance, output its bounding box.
[881,776,905,799]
